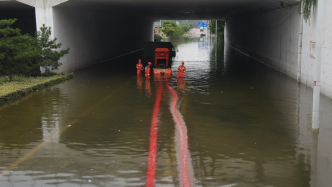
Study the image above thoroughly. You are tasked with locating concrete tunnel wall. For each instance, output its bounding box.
[225,1,332,98]
[3,0,332,99]
[300,0,332,98]
[52,8,154,72]
[225,5,301,80]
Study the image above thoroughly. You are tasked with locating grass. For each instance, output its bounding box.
[0,73,74,103]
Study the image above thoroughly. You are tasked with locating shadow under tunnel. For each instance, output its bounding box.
[0,2,36,35]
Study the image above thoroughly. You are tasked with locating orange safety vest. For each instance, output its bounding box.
[177,65,186,73]
[136,63,143,70]
[145,65,151,76]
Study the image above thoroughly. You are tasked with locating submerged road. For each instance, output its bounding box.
[0,38,332,186]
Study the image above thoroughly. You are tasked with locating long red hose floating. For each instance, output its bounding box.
[146,85,162,187]
[146,83,193,187]
[167,84,193,187]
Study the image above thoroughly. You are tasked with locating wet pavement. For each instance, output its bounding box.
[0,37,332,187]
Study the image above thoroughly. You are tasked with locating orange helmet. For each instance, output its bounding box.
[148,62,152,65]
[182,61,185,64]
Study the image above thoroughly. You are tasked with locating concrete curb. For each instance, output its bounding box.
[0,73,74,104]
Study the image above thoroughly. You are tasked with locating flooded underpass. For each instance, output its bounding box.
[0,38,332,187]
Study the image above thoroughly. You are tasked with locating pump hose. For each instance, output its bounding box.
[167,84,194,187]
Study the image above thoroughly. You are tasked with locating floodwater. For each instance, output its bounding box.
[0,38,332,187]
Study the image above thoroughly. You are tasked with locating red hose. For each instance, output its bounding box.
[146,85,163,187]
[146,83,193,187]
[167,84,192,187]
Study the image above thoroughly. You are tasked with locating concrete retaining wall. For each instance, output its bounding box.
[300,0,332,98]
[225,1,332,99]
[52,8,154,72]
[225,5,301,80]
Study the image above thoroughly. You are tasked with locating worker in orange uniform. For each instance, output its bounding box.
[177,61,186,79]
[136,59,144,75]
[145,62,152,77]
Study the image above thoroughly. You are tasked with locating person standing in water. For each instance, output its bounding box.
[136,59,144,75]
[177,61,186,79]
[145,62,152,77]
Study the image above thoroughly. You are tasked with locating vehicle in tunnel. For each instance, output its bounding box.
[153,48,172,76]
[143,42,176,61]
[143,42,176,76]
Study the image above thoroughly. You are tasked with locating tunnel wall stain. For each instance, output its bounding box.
[300,0,332,98]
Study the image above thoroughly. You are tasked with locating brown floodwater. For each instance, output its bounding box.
[0,38,332,187]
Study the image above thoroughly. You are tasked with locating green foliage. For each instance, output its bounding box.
[209,20,225,41]
[174,26,184,37]
[163,23,176,37]
[36,24,70,72]
[161,21,191,39]
[0,19,42,81]
[0,19,21,38]
[0,19,70,81]
[181,24,191,32]
[154,34,162,42]
[162,21,177,28]
[0,73,74,103]
[301,0,316,22]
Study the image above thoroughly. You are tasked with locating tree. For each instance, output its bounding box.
[36,24,69,73]
[161,21,193,39]
[174,26,184,37]
[162,21,177,28]
[0,20,70,81]
[0,19,41,81]
[154,34,162,42]
[180,24,191,32]
[209,20,225,41]
[162,21,177,37]
[163,24,176,37]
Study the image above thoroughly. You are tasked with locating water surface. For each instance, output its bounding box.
[0,38,332,187]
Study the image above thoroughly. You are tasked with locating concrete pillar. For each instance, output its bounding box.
[35,6,54,37]
[312,0,325,129]
[16,0,68,73]
[17,0,68,37]
[297,12,304,83]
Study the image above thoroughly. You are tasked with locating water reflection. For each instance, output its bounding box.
[177,79,186,93]
[0,38,331,186]
[137,75,144,91]
[145,78,152,97]
[41,88,70,143]
[42,116,60,143]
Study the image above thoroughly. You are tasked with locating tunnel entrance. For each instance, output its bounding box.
[1,0,331,185]
[0,1,36,35]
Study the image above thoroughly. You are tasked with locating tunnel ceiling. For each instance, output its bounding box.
[55,0,299,20]
[1,0,299,20]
